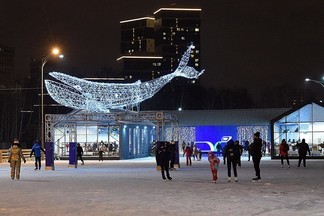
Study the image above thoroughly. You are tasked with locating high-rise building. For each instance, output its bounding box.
[154,8,201,82]
[118,17,162,81]
[0,44,15,88]
[118,7,201,83]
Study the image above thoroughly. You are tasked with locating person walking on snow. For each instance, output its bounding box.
[77,143,85,165]
[30,140,46,170]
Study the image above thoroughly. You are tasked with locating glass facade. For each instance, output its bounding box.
[54,124,120,158]
[272,102,324,157]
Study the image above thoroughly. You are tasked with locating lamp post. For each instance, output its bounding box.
[305,77,324,88]
[41,48,63,148]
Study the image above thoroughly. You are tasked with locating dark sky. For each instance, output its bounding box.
[1,0,324,97]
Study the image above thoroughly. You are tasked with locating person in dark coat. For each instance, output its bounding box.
[77,143,84,165]
[223,139,240,182]
[297,139,311,167]
[243,140,250,161]
[250,132,262,181]
[156,142,172,181]
[167,141,176,170]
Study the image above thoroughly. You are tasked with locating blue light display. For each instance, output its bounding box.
[195,126,237,152]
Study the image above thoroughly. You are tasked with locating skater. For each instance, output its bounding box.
[250,132,262,181]
[77,143,84,165]
[279,139,290,168]
[208,151,220,183]
[224,139,240,182]
[181,141,186,157]
[297,139,310,167]
[192,144,198,161]
[235,140,243,167]
[8,139,26,180]
[156,142,172,181]
[167,140,176,170]
[184,145,192,166]
[30,140,45,170]
[98,145,105,161]
[244,140,250,161]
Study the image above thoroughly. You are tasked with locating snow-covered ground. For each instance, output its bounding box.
[0,156,323,216]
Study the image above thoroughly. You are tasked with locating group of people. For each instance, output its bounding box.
[208,132,263,183]
[182,141,202,166]
[8,139,45,180]
[279,138,311,168]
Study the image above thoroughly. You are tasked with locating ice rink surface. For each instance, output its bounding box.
[1,156,324,216]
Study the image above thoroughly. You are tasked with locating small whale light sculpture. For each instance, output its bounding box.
[45,44,204,112]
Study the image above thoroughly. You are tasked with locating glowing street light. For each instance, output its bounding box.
[41,47,63,149]
[305,77,324,88]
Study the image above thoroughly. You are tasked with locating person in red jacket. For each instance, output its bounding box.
[208,151,220,183]
[279,139,290,168]
[184,145,192,166]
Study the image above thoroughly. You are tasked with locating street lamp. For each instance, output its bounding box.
[305,77,324,88]
[41,48,63,149]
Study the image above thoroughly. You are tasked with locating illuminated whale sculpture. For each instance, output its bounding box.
[45,45,204,112]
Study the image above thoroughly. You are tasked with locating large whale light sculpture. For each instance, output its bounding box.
[45,45,204,112]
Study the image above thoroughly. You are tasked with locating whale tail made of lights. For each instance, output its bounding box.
[45,44,204,113]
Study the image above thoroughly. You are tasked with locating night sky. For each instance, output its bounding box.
[2,0,324,100]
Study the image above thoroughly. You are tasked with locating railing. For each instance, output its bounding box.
[0,149,33,163]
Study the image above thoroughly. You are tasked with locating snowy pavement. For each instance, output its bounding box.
[0,156,324,216]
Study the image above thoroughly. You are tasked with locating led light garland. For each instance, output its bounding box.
[45,45,204,113]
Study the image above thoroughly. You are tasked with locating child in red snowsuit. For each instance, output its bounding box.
[208,151,220,183]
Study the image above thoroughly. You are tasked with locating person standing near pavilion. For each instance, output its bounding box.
[279,139,290,168]
[297,139,311,167]
[30,139,46,170]
[250,132,262,181]
[8,139,26,180]
[77,143,84,165]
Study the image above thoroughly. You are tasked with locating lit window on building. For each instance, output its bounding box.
[157,63,161,66]
[153,63,156,66]
[195,59,199,62]
[163,32,166,35]
[163,37,166,40]
[195,63,199,67]
[181,37,185,40]
[196,50,199,53]
[195,28,200,32]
